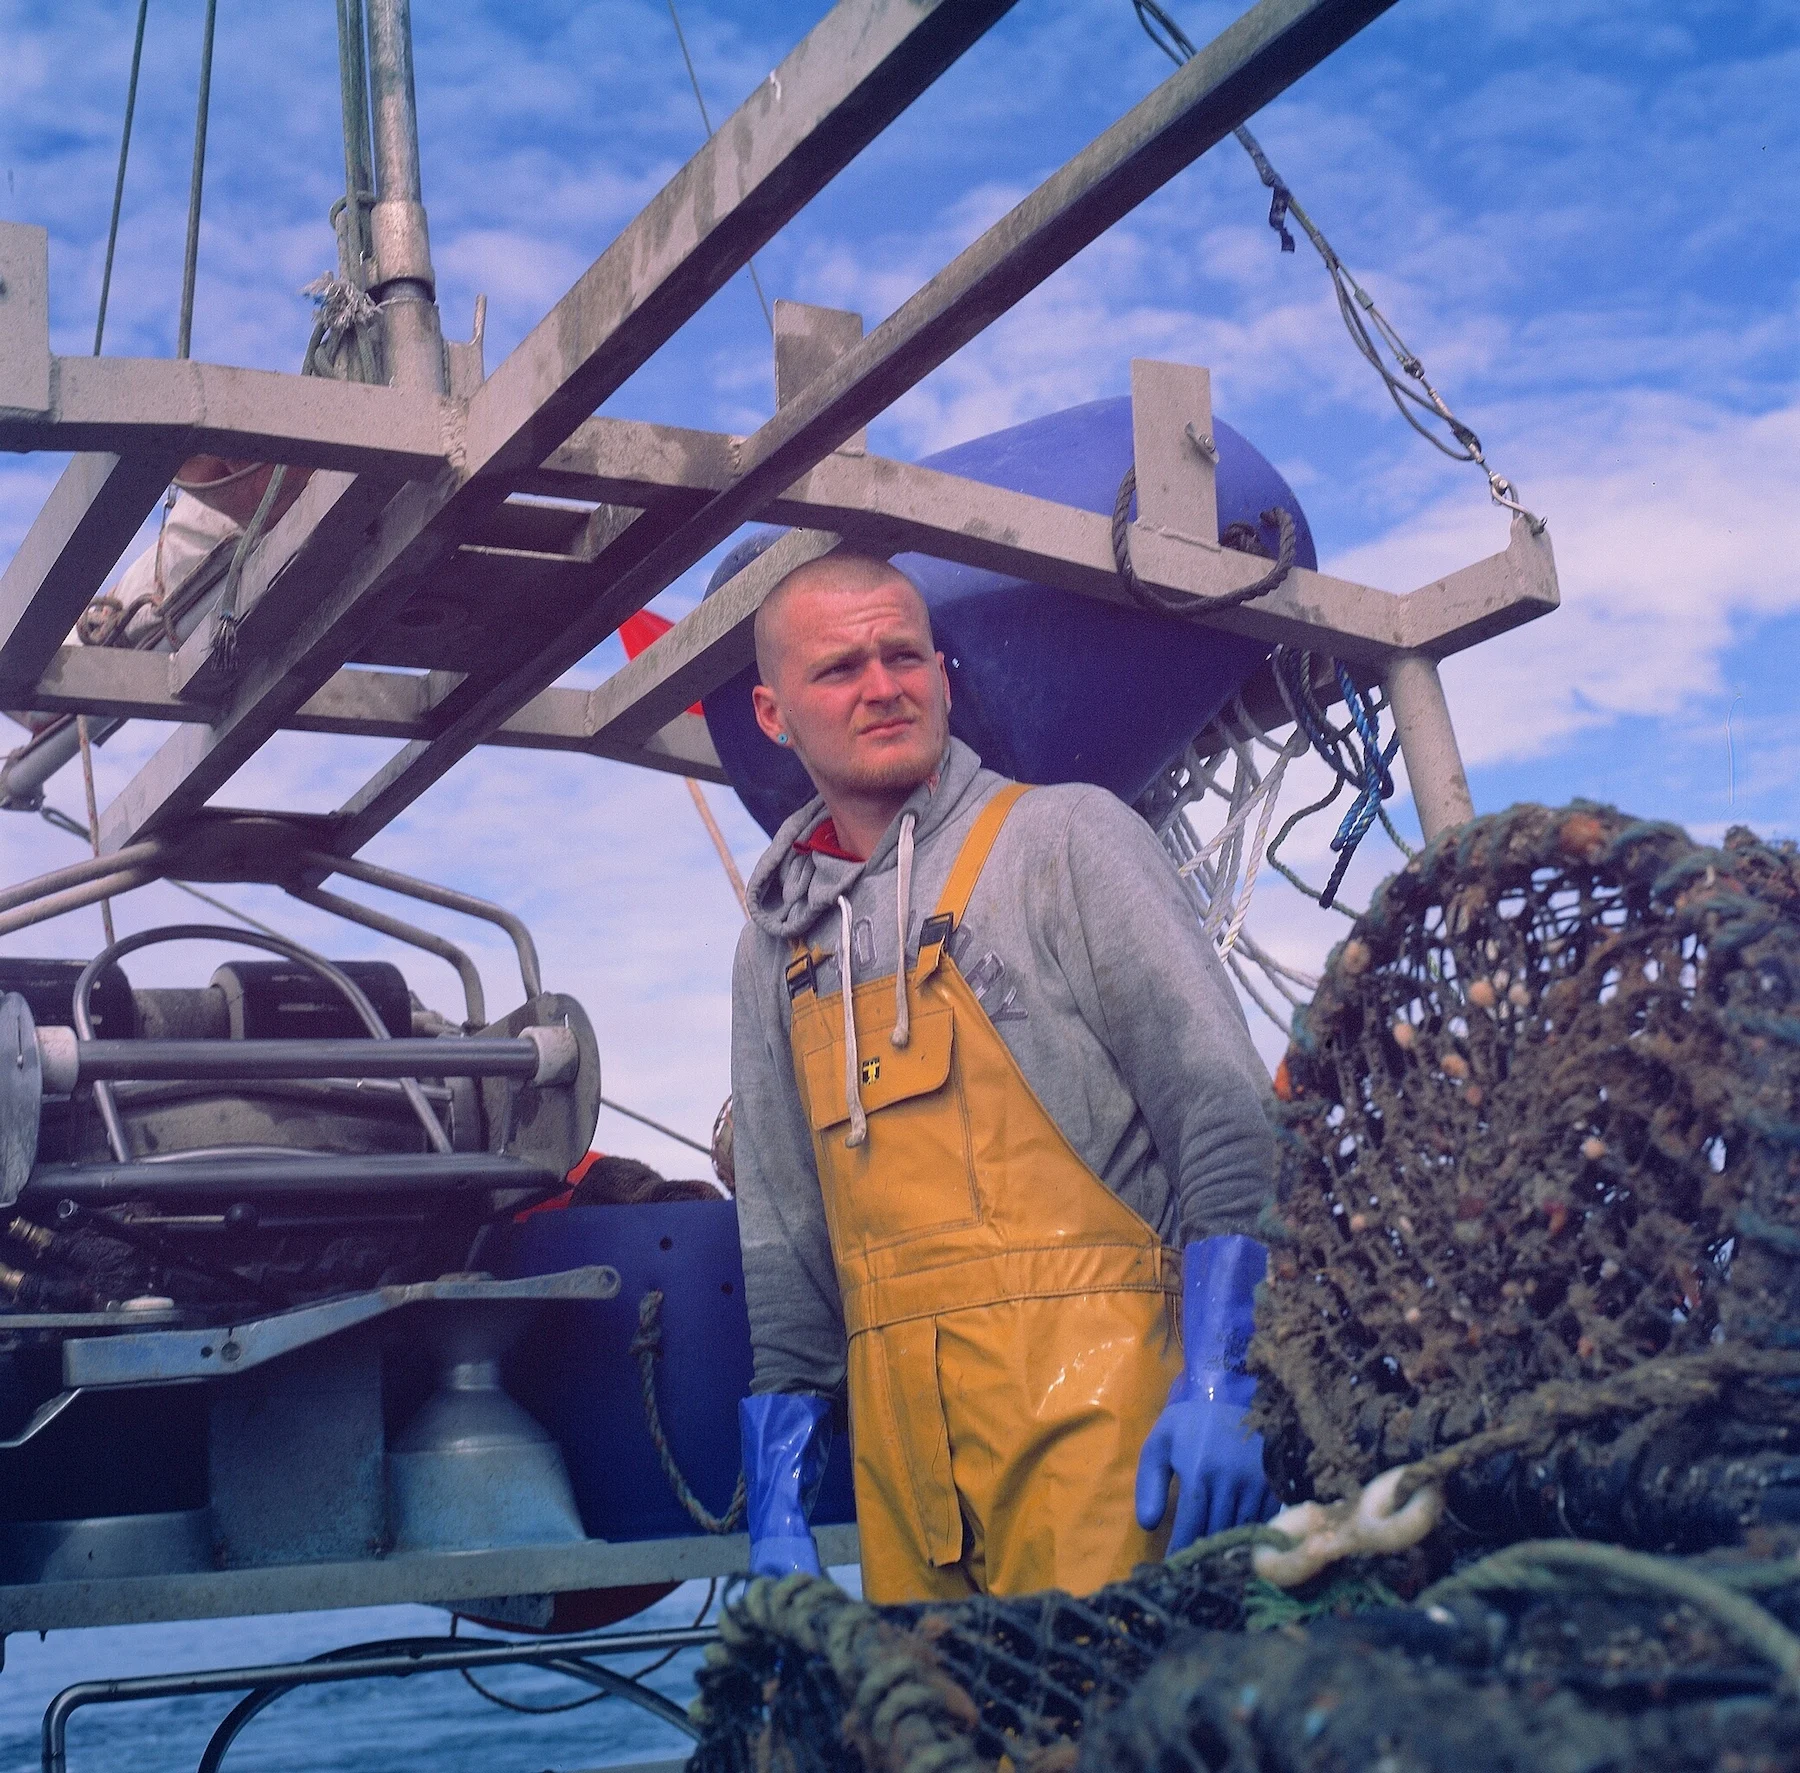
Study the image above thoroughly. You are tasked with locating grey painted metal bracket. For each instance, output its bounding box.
[61,1266,621,1388]
[775,301,866,452]
[0,1523,862,1634]
[1,0,1481,861]
[1130,358,1218,549]
[0,224,51,417]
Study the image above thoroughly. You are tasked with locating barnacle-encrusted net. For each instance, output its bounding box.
[1249,801,1800,1535]
[687,805,1800,1773]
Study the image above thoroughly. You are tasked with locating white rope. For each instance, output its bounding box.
[1152,699,1317,1033]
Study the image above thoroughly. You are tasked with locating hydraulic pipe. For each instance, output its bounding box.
[41,1034,570,1087]
[300,850,543,1002]
[0,840,163,917]
[0,868,159,941]
[70,922,452,1160]
[0,720,80,811]
[22,1151,562,1204]
[289,882,486,1027]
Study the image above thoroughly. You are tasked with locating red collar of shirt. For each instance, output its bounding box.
[794,817,864,862]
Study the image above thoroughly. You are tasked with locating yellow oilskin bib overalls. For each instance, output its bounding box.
[785,784,1183,1602]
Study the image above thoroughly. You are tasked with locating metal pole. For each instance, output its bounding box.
[44,1628,715,1773]
[1382,652,1475,842]
[363,0,445,392]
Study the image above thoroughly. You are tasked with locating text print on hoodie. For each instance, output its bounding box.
[730,738,1277,1399]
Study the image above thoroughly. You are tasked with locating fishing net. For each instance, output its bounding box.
[688,1535,1800,1773]
[1248,801,1800,1543]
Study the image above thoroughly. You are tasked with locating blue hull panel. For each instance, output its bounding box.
[491,1202,855,1542]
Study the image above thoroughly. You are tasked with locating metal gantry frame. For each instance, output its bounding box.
[0,0,1555,900]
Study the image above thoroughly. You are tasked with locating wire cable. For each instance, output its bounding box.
[94,0,151,356]
[665,0,775,337]
[1130,0,1543,531]
[598,1095,712,1159]
[177,0,220,360]
[451,1583,717,1715]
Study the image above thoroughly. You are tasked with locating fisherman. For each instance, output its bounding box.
[731,551,1279,1603]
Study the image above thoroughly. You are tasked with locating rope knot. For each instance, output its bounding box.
[1111,464,1297,620]
[630,1287,665,1360]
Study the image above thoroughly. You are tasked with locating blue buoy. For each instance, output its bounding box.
[702,396,1316,836]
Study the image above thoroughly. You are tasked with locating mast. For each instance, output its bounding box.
[363,0,446,394]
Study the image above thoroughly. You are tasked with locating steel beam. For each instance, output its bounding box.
[0,450,182,704]
[0,1525,860,1634]
[26,646,728,782]
[460,0,1020,485]
[1383,651,1475,839]
[323,0,1402,846]
[97,0,1010,851]
[96,472,460,851]
[573,473,1556,749]
[329,307,872,843]
[0,224,52,416]
[0,354,454,471]
[1401,513,1559,657]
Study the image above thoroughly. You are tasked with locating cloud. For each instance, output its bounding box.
[1331,393,1800,768]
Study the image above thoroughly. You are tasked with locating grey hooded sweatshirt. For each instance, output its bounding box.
[731,737,1276,1399]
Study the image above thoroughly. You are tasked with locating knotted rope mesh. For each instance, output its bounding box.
[690,1539,1800,1773]
[1249,801,1800,1538]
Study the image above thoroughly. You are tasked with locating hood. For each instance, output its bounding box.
[743,737,987,941]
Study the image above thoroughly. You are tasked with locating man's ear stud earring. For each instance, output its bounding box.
[776,733,790,745]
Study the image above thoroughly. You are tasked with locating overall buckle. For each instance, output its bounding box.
[917,912,955,955]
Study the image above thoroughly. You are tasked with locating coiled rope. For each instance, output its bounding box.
[632,1290,747,1534]
[1111,464,1297,617]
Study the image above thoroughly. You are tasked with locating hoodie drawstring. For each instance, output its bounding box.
[838,810,918,1150]
[838,894,868,1148]
[892,812,916,1049]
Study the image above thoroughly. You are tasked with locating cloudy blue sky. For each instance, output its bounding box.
[2,0,1797,1156]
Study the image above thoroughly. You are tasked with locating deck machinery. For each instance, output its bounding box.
[0,0,1559,1763]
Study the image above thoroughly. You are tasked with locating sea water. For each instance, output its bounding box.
[0,1581,719,1773]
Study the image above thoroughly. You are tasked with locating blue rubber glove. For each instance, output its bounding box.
[739,1392,833,1579]
[1134,1235,1276,1549]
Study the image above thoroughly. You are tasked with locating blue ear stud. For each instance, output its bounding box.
[777,733,790,745]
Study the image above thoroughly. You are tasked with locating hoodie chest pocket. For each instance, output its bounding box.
[795,992,980,1250]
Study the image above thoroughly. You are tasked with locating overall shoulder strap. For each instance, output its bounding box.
[917,782,1030,966]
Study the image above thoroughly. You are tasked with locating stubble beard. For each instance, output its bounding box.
[838,710,946,798]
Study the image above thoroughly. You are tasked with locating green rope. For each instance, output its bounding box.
[176,0,219,361]
[632,1289,746,1533]
[1420,1540,1800,1690]
[1264,777,1361,917]
[94,0,151,356]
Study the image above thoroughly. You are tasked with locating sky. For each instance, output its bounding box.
[1,0,1797,1165]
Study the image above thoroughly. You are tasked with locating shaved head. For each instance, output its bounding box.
[747,548,952,856]
[754,552,929,689]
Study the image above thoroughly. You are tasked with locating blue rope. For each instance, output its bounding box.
[1274,651,1401,910]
